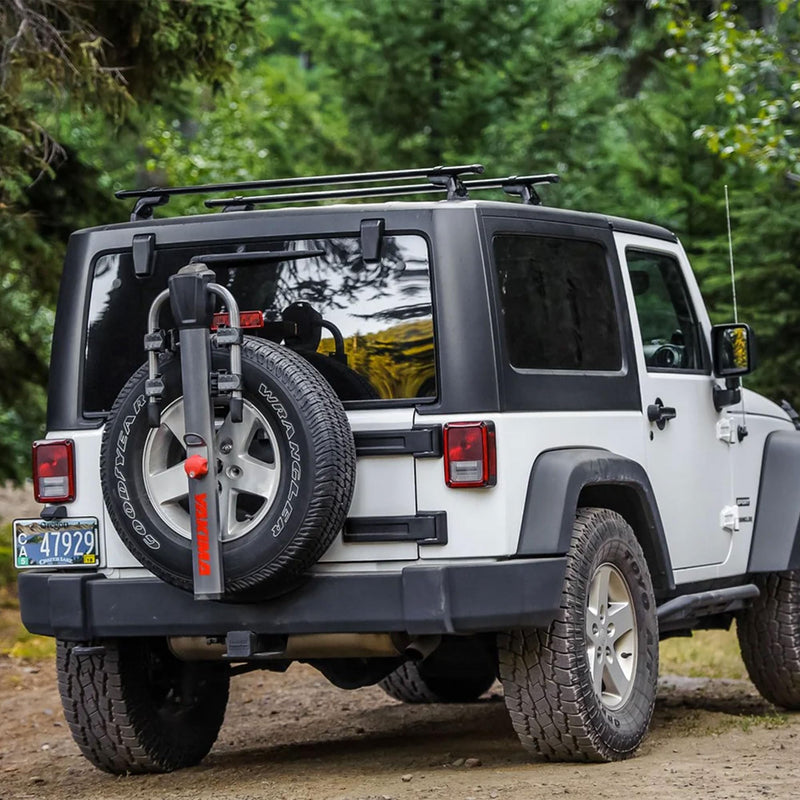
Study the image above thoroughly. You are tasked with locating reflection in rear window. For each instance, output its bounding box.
[84,235,435,412]
[493,234,621,371]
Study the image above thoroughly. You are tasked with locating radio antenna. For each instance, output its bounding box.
[725,184,747,441]
[725,185,739,323]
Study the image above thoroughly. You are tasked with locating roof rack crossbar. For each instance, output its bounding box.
[116,164,485,200]
[205,183,450,208]
[204,172,560,209]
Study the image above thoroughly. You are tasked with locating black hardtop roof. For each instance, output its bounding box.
[79,197,677,244]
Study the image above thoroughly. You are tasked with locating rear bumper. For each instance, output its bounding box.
[18,558,567,640]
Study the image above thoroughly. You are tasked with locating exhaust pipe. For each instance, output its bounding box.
[169,632,410,661]
[404,635,442,661]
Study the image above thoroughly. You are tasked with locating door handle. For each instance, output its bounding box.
[647,397,677,430]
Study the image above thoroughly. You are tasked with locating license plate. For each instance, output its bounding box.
[13,517,99,569]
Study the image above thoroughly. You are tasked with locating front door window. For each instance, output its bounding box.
[627,249,705,372]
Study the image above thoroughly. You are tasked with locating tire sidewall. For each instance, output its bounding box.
[101,346,320,592]
[571,511,658,755]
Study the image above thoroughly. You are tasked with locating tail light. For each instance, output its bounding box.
[211,310,265,330]
[443,422,496,488]
[32,439,75,503]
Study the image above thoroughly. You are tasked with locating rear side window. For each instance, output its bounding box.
[84,234,435,412]
[493,234,621,371]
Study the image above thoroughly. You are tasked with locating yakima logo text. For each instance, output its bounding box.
[194,493,211,576]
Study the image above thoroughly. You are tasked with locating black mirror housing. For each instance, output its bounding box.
[712,323,756,378]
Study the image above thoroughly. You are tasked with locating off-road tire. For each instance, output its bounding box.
[57,638,229,774]
[379,659,495,703]
[100,337,356,597]
[737,570,800,709]
[498,507,658,762]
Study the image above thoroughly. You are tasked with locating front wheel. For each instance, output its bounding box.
[57,638,230,773]
[737,570,800,708]
[498,507,658,761]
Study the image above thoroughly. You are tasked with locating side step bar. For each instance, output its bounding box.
[657,584,759,631]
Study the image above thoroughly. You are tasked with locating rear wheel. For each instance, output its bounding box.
[57,638,229,774]
[498,507,658,761]
[737,570,800,709]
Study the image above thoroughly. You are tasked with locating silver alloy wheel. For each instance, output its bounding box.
[585,562,638,710]
[142,397,281,541]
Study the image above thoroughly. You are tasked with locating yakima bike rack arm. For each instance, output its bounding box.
[143,263,244,599]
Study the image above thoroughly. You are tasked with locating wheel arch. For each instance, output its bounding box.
[516,447,674,596]
[748,429,800,573]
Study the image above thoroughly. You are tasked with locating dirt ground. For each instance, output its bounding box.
[0,655,797,800]
[2,486,799,799]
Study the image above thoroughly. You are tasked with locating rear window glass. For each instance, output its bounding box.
[493,234,622,371]
[84,235,435,412]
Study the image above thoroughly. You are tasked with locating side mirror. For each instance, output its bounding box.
[712,323,756,378]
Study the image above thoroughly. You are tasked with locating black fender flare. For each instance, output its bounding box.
[516,447,674,595]
[749,429,800,573]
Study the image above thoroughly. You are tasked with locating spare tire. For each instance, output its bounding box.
[100,337,356,597]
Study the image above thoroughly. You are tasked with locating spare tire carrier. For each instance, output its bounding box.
[145,262,243,599]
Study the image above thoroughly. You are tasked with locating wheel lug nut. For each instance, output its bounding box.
[220,439,233,454]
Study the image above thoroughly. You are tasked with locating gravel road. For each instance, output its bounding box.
[1,656,798,800]
[2,487,798,798]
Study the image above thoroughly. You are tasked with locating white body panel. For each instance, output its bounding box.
[47,428,140,570]
[54,407,422,569]
[416,411,645,560]
[320,408,418,563]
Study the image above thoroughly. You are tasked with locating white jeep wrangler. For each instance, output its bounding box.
[14,165,800,772]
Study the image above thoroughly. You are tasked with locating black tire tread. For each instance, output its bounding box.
[379,658,495,703]
[737,570,800,709]
[497,507,658,762]
[378,662,443,703]
[57,639,229,774]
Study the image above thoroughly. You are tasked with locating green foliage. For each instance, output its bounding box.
[0,523,16,590]
[3,0,800,483]
[660,628,747,680]
[0,523,57,658]
[656,0,800,172]
[0,0,255,481]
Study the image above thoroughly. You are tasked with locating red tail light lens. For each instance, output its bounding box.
[443,422,496,488]
[211,310,265,330]
[32,440,75,503]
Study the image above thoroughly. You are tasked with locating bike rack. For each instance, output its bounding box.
[144,263,244,600]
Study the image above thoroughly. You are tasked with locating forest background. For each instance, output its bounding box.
[1,0,799,482]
